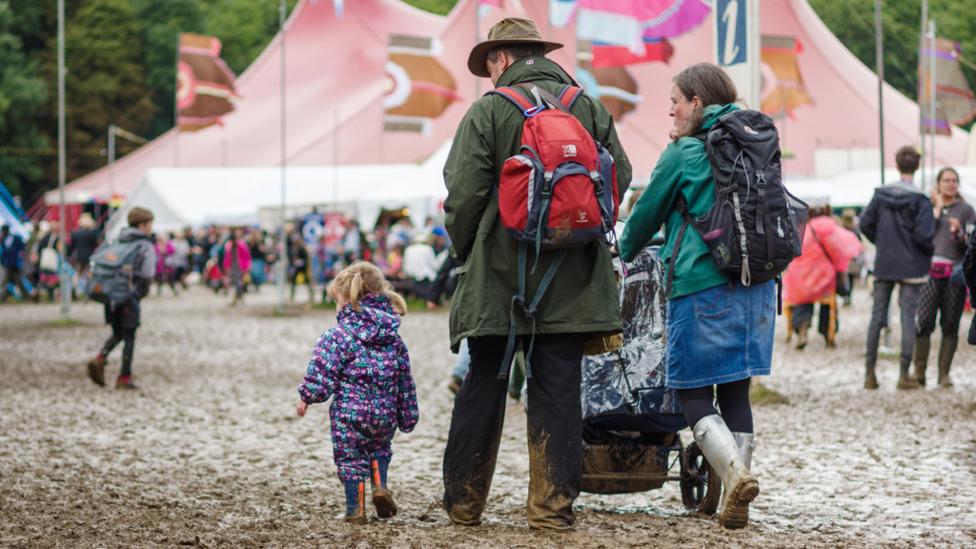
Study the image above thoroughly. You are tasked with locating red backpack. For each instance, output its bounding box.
[489,83,621,378]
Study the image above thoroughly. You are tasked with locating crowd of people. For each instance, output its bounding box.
[780,147,976,391]
[0,211,456,309]
[4,15,976,537]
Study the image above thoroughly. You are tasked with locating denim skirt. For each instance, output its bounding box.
[665,280,775,389]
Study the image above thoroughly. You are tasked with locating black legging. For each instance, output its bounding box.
[101,322,136,377]
[677,378,753,433]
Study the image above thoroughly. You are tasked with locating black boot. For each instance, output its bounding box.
[937,336,958,388]
[913,335,930,386]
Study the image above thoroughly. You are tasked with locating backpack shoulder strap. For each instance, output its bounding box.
[558,85,584,110]
[486,86,537,116]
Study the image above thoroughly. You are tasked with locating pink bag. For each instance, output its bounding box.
[929,261,953,280]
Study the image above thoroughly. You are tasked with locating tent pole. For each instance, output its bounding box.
[108,124,116,201]
[874,0,885,188]
[918,0,928,188]
[57,0,70,320]
[174,35,180,167]
[333,109,339,209]
[929,19,936,185]
[276,0,287,312]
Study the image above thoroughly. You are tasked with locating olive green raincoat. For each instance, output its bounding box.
[443,56,632,351]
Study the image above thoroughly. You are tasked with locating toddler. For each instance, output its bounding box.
[296,261,419,524]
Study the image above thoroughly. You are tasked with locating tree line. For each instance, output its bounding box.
[1,0,972,208]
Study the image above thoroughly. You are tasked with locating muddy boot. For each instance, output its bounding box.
[795,322,809,350]
[86,354,107,387]
[912,335,930,386]
[937,336,958,388]
[864,360,879,390]
[730,432,756,524]
[370,458,397,519]
[693,415,759,530]
[115,375,140,391]
[896,359,919,390]
[343,479,368,525]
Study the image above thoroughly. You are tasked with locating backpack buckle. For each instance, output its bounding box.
[523,105,544,118]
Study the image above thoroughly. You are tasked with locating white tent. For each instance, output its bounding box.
[787,166,976,209]
[107,141,452,235]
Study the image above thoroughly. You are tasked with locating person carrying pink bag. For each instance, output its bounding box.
[783,202,863,349]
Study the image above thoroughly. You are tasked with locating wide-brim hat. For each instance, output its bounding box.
[468,17,563,78]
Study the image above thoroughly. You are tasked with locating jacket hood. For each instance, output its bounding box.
[338,293,401,344]
[701,103,740,131]
[495,56,576,89]
[874,180,928,208]
[118,227,150,243]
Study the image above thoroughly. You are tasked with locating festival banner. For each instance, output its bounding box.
[557,0,710,54]
[591,37,673,67]
[176,33,239,132]
[920,38,976,136]
[760,35,813,119]
[384,35,461,134]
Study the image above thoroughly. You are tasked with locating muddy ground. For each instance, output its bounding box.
[1,285,975,548]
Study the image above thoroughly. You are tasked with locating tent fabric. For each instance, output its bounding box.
[786,166,976,210]
[54,0,970,206]
[106,140,453,235]
[0,182,29,240]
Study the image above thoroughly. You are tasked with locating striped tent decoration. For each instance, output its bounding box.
[920,38,976,136]
[553,0,710,55]
[384,35,462,134]
[176,33,239,132]
[760,35,813,119]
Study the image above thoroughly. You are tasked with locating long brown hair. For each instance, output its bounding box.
[672,63,738,139]
[327,261,407,315]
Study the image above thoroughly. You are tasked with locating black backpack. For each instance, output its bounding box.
[667,109,808,295]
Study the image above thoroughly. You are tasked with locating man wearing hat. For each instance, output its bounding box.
[441,18,631,529]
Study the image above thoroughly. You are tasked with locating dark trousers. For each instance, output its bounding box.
[791,303,835,337]
[916,277,967,337]
[443,333,584,529]
[866,279,921,366]
[101,319,137,378]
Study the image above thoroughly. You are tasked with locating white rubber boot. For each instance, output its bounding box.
[693,416,759,529]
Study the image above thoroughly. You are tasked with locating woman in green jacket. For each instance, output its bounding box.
[619,63,772,530]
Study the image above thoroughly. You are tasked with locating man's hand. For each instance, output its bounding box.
[296,401,308,417]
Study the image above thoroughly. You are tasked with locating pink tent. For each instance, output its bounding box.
[56,0,970,204]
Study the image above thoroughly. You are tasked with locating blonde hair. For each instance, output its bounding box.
[327,261,407,315]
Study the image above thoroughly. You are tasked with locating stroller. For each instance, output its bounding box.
[580,239,721,514]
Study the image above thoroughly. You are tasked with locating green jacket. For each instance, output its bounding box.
[619,104,739,299]
[443,56,632,350]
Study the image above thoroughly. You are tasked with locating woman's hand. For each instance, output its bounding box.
[296,401,308,417]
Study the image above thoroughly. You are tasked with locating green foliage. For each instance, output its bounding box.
[60,0,155,182]
[403,0,457,15]
[809,0,976,118]
[0,1,49,196]
[133,0,204,138]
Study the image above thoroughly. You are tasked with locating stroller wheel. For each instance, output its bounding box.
[680,441,721,515]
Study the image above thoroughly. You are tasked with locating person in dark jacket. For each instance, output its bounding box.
[85,207,157,390]
[963,229,976,346]
[441,18,631,530]
[69,213,101,294]
[859,146,935,390]
[0,225,29,301]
